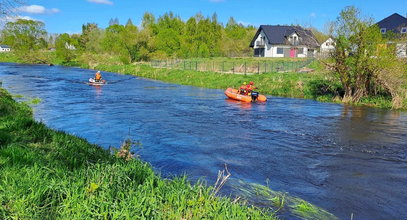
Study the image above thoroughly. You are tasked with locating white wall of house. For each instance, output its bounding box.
[396,43,407,58]
[260,44,312,58]
[253,31,317,58]
[320,38,335,53]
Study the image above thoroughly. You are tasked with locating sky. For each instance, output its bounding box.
[4,0,407,34]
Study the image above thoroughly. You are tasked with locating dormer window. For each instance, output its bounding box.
[401,27,407,34]
[380,28,387,34]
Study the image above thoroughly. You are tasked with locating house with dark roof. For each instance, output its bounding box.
[249,25,320,58]
[0,45,11,52]
[376,13,407,58]
[377,13,407,34]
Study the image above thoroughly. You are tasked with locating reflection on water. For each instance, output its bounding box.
[1,63,406,220]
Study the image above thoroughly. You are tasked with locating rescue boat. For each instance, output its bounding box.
[224,88,267,102]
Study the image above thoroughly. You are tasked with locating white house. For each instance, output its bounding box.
[376,13,407,58]
[65,42,76,50]
[320,37,335,53]
[250,25,320,58]
[0,45,11,52]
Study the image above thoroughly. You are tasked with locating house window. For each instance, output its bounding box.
[380,28,386,34]
[298,48,304,54]
[277,48,284,54]
[401,27,407,34]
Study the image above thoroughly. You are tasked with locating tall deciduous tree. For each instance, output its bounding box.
[330,6,407,108]
[331,6,384,103]
[1,19,47,51]
[80,23,103,52]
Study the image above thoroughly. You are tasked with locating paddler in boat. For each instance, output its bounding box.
[95,71,102,82]
[246,81,256,95]
[238,82,247,95]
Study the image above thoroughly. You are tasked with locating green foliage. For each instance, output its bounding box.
[1,19,47,52]
[305,79,343,99]
[55,33,79,64]
[0,88,275,219]
[330,6,407,109]
[331,6,387,102]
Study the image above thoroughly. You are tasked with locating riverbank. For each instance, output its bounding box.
[0,52,403,109]
[0,87,274,219]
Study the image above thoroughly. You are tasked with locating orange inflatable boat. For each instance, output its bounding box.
[224,88,267,102]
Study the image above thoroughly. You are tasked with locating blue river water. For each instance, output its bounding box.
[1,63,406,219]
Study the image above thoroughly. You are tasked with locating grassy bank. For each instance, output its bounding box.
[97,63,343,101]
[0,52,402,109]
[0,88,274,219]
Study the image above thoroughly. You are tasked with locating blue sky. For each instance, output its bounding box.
[8,0,407,34]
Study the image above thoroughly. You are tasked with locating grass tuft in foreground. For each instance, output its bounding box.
[0,88,274,219]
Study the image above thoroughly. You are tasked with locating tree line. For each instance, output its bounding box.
[0,12,257,63]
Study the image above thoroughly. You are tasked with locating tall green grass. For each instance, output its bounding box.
[97,63,333,98]
[0,88,274,219]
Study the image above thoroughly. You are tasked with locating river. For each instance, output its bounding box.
[1,63,406,219]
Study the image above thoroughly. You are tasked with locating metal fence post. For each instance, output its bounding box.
[233,62,235,74]
[244,62,247,74]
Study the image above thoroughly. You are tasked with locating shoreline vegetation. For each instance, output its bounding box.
[0,87,274,219]
[1,52,405,110]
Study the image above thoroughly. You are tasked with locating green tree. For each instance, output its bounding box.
[330,6,406,108]
[141,12,155,30]
[55,33,78,63]
[310,27,328,44]
[80,23,103,52]
[1,19,47,51]
[154,12,184,57]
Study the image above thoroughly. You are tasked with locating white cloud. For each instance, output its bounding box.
[310,12,317,18]
[16,5,60,14]
[87,0,114,5]
[1,15,38,22]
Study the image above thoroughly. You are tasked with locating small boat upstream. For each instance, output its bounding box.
[87,78,107,86]
[224,88,267,102]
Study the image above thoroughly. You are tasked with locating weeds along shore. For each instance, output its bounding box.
[0,88,274,219]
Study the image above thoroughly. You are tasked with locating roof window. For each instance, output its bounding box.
[380,28,386,34]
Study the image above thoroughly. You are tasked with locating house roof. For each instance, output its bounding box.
[0,45,11,48]
[376,13,407,33]
[250,25,320,48]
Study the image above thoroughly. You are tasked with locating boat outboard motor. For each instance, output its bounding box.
[251,91,259,102]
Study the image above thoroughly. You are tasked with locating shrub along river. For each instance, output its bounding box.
[1,63,406,219]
